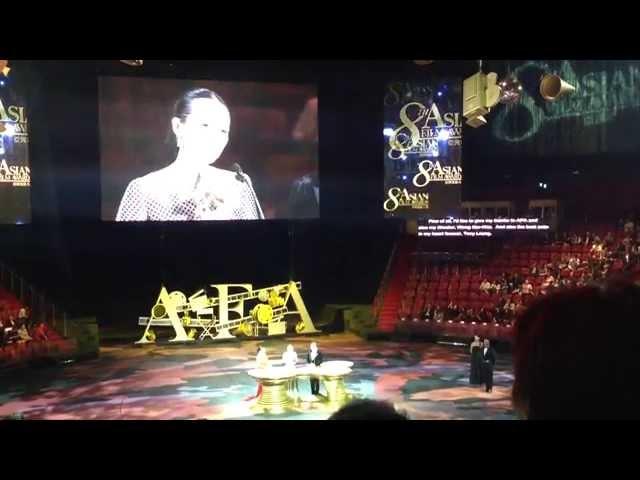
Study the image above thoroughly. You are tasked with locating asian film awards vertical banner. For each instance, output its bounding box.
[0,61,31,224]
[383,79,462,219]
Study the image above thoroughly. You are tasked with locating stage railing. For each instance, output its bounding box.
[372,239,399,320]
[0,261,68,337]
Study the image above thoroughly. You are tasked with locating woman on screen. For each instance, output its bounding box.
[115,88,262,221]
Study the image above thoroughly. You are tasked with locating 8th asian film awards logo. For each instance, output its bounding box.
[0,97,30,187]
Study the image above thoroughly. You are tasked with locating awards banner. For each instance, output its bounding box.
[0,61,31,224]
[384,79,462,219]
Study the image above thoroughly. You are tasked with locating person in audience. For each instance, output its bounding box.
[32,321,49,342]
[513,279,640,419]
[446,301,457,320]
[329,399,409,420]
[463,308,474,323]
[433,307,444,323]
[604,232,615,248]
[4,313,18,339]
[624,219,635,234]
[17,321,31,343]
[479,279,491,294]
[422,304,433,321]
[542,274,555,288]
[482,339,497,393]
[521,279,533,295]
[18,307,30,330]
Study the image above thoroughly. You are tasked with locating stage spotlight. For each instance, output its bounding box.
[463,68,501,128]
[0,59,9,76]
[437,128,450,141]
[2,123,16,137]
[437,91,443,97]
[120,60,144,67]
[540,74,575,101]
[498,75,523,105]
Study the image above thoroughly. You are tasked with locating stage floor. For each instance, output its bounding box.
[0,333,517,420]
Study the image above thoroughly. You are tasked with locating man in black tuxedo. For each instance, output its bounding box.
[482,339,497,392]
[288,172,319,218]
[307,341,324,395]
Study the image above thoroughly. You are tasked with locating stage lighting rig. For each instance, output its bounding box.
[463,60,501,128]
[120,60,144,67]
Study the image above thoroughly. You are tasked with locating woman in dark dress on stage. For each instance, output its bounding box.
[469,336,483,385]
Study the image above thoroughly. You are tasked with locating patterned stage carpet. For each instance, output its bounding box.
[0,333,517,420]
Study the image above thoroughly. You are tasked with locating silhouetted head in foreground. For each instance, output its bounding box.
[513,278,640,420]
[328,399,409,420]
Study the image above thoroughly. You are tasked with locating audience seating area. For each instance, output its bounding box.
[375,222,640,342]
[0,287,73,367]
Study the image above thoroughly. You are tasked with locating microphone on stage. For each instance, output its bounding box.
[232,163,265,220]
[232,162,245,182]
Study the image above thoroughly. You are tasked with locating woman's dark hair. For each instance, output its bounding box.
[173,88,227,121]
[513,278,640,419]
[328,399,409,420]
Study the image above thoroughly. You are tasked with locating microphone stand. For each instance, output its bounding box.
[235,167,265,219]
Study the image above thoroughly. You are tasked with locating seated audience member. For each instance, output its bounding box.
[18,307,29,327]
[32,321,49,342]
[479,279,492,294]
[329,399,409,420]
[604,232,615,248]
[446,302,459,320]
[542,275,555,289]
[462,308,474,323]
[624,219,635,234]
[17,322,32,343]
[521,279,533,295]
[513,280,640,419]
[433,307,444,323]
[3,314,19,344]
[422,304,433,321]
